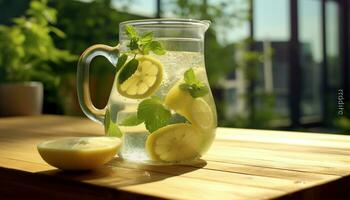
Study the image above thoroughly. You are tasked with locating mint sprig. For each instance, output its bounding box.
[139,32,153,44]
[137,97,171,133]
[180,68,209,98]
[124,25,166,56]
[125,25,138,38]
[116,25,166,84]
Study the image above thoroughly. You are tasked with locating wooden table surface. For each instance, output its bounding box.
[1,115,350,200]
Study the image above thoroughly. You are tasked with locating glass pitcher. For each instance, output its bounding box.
[77,19,217,164]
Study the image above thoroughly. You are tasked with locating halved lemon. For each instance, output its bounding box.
[164,83,214,130]
[37,137,121,170]
[146,123,202,162]
[117,56,163,99]
[190,98,214,129]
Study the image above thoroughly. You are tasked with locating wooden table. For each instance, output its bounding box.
[1,115,350,200]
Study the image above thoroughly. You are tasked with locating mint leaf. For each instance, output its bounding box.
[137,97,171,132]
[128,37,139,51]
[180,68,209,98]
[125,25,139,51]
[184,68,196,84]
[139,32,153,44]
[116,54,128,71]
[180,83,209,98]
[118,58,139,84]
[145,41,166,55]
[125,25,138,38]
[119,113,144,126]
[104,109,123,137]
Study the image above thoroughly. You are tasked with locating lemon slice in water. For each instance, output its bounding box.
[164,82,193,114]
[190,98,214,129]
[146,123,202,162]
[164,83,214,129]
[37,137,121,170]
[117,56,163,99]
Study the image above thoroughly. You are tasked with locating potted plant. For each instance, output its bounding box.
[0,0,75,116]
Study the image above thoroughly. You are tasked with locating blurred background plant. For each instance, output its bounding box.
[0,0,349,133]
[222,38,279,128]
[0,0,76,113]
[335,117,350,132]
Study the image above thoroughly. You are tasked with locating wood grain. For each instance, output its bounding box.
[0,115,350,200]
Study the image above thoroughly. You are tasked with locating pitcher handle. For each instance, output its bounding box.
[77,44,119,124]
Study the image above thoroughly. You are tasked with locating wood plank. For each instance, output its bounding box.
[204,154,350,176]
[1,115,350,200]
[0,115,104,135]
[41,163,285,200]
[0,141,340,188]
[0,157,52,172]
[0,167,160,200]
[218,128,350,145]
[207,146,350,169]
[0,155,340,199]
[0,146,341,195]
[0,143,313,195]
[215,139,350,156]
[106,159,338,193]
[219,127,350,141]
[203,161,338,182]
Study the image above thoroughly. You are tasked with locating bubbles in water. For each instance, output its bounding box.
[119,129,149,161]
[153,51,205,97]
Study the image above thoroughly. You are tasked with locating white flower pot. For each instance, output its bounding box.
[0,82,43,116]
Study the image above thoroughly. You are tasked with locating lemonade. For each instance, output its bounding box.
[106,49,217,163]
[77,19,216,164]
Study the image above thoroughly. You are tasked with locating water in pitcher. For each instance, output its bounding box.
[106,37,217,163]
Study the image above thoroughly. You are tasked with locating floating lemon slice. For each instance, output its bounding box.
[37,137,121,170]
[164,83,214,130]
[146,123,202,162]
[190,98,214,129]
[117,56,163,99]
[164,82,193,114]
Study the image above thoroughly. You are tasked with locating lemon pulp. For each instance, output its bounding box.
[146,123,202,162]
[117,56,163,99]
[37,137,121,170]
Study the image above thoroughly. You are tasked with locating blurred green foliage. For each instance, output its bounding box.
[48,0,144,113]
[0,0,143,114]
[171,0,247,85]
[51,0,143,74]
[0,0,76,113]
[335,117,350,132]
[222,38,278,128]
[0,0,75,82]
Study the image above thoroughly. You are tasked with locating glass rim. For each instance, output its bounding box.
[120,18,211,29]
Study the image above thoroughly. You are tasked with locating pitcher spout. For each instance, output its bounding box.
[201,20,211,32]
